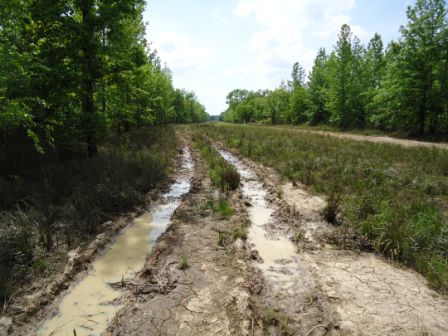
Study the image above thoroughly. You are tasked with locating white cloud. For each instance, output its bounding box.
[211,11,231,25]
[144,0,376,115]
[234,0,368,83]
[152,32,215,74]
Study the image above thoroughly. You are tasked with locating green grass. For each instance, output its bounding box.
[203,196,235,219]
[178,255,190,270]
[233,225,248,240]
[194,123,448,291]
[191,133,240,191]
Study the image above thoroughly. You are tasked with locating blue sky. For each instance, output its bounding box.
[143,0,415,116]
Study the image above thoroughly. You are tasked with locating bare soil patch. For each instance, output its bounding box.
[279,174,448,335]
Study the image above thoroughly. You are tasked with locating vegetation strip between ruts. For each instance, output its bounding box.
[196,123,448,291]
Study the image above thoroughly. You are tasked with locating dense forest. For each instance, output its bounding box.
[1,0,208,156]
[0,0,207,301]
[220,0,448,138]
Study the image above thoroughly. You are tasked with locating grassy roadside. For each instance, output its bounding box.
[234,122,448,143]
[0,126,177,303]
[196,123,448,291]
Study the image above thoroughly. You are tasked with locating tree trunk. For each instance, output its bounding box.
[418,82,429,136]
[429,111,438,135]
[101,79,106,115]
[80,0,98,157]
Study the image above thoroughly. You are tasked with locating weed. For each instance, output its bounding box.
[292,231,305,243]
[233,225,248,240]
[192,134,240,191]
[216,198,235,218]
[266,307,278,325]
[277,188,284,199]
[322,190,343,224]
[279,316,290,335]
[218,231,227,247]
[178,255,190,270]
[219,166,240,191]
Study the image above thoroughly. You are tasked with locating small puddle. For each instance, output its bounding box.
[38,148,194,336]
[218,150,300,290]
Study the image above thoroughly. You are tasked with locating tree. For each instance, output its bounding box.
[290,62,306,88]
[327,24,353,128]
[364,33,385,126]
[398,0,448,135]
[307,48,330,125]
[0,0,208,158]
[236,104,255,123]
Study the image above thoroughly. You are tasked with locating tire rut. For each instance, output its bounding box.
[106,138,256,335]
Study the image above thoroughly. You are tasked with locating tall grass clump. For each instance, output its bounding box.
[192,134,240,191]
[0,126,177,302]
[196,123,448,291]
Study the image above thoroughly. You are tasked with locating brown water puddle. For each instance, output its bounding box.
[38,148,193,336]
[218,150,299,290]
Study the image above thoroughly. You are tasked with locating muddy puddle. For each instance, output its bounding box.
[218,150,299,290]
[38,148,194,336]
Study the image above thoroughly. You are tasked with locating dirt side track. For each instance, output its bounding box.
[262,125,448,149]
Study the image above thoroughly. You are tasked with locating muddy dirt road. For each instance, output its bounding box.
[5,131,448,335]
[107,144,255,335]
[108,135,448,335]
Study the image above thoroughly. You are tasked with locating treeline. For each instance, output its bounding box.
[221,0,448,137]
[0,0,208,157]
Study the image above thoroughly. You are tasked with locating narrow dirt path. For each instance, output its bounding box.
[216,142,448,335]
[260,125,448,149]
